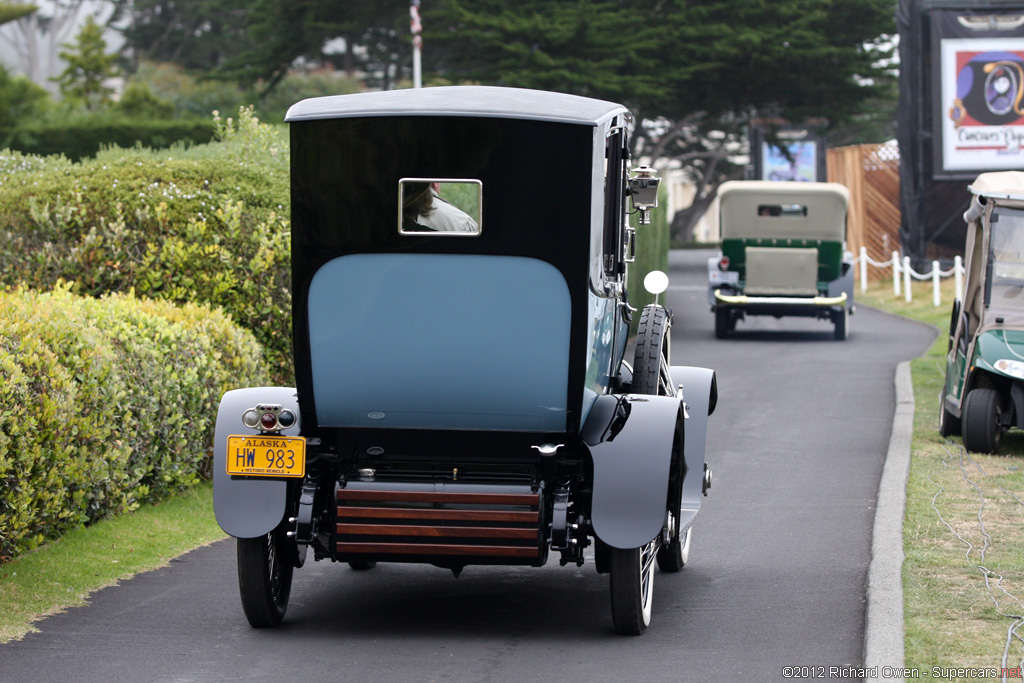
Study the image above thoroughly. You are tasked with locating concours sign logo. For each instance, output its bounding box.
[941,38,1024,172]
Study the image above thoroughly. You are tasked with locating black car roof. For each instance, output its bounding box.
[285,85,628,127]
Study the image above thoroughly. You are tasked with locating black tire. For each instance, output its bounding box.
[633,305,673,396]
[657,527,691,573]
[962,388,1004,454]
[609,540,657,635]
[938,390,961,437]
[237,527,294,628]
[348,561,377,570]
[714,307,731,339]
[833,307,849,341]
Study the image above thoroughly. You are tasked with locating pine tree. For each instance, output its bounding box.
[53,15,119,109]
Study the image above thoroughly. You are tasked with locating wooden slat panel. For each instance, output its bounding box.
[337,506,538,523]
[337,489,539,506]
[337,523,538,539]
[336,542,540,558]
[826,143,901,283]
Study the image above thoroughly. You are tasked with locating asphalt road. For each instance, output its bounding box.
[1,249,936,683]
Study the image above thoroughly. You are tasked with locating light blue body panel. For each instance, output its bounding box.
[213,387,300,538]
[307,254,571,432]
[670,366,717,531]
[582,393,683,549]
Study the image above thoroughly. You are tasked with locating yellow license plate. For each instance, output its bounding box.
[226,435,305,478]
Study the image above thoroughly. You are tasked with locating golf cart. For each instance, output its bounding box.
[940,171,1024,454]
[708,180,854,339]
[212,86,718,635]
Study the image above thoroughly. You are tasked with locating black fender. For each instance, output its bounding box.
[213,387,301,538]
[670,366,717,531]
[582,393,684,550]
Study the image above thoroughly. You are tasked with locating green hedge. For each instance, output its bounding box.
[0,285,270,562]
[0,149,293,382]
[4,118,215,162]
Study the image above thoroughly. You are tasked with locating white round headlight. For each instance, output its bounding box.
[994,359,1024,379]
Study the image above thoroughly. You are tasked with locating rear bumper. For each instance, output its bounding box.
[714,289,847,308]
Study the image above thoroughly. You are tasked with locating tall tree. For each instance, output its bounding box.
[0,0,118,91]
[118,0,252,72]
[53,13,118,108]
[427,0,896,239]
[212,1,413,93]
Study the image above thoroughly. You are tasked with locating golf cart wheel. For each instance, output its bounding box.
[609,539,657,635]
[237,526,294,628]
[962,387,1004,454]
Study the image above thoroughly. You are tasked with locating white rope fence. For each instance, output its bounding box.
[854,246,964,307]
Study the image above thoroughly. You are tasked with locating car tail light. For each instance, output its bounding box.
[260,412,278,430]
[718,256,730,271]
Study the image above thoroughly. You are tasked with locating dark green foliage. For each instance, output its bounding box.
[120,0,254,72]
[0,147,292,381]
[114,82,175,119]
[0,65,49,142]
[4,118,215,161]
[0,286,270,563]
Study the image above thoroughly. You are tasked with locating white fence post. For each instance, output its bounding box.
[903,256,912,303]
[954,255,963,301]
[893,251,901,297]
[932,260,941,307]
[860,246,868,293]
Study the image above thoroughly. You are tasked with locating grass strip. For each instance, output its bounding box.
[0,481,225,643]
[862,277,1024,679]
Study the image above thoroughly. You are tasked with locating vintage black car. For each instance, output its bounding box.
[212,86,717,635]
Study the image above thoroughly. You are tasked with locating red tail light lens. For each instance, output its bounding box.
[718,256,730,271]
[260,413,278,430]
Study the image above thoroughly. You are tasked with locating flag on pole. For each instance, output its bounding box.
[410,0,423,50]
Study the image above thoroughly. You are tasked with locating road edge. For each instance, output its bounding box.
[864,360,913,681]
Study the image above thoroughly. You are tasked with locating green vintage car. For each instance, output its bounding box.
[940,171,1024,454]
[708,180,854,340]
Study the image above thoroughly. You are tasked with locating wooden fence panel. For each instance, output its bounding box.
[827,143,901,281]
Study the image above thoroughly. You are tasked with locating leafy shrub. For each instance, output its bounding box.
[4,117,215,161]
[0,65,50,143]
[0,285,270,563]
[114,82,175,119]
[128,61,249,120]
[0,130,293,381]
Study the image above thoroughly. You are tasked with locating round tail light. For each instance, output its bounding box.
[718,256,730,271]
[260,412,278,430]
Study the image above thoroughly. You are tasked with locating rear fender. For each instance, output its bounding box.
[213,387,300,538]
[582,394,683,550]
[670,366,717,528]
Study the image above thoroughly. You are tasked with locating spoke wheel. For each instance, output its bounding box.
[237,527,294,628]
[633,305,673,396]
[962,387,1004,454]
[609,539,657,635]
